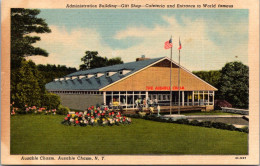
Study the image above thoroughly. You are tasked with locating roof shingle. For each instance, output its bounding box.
[45,57,164,91]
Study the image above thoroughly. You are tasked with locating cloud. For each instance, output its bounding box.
[111,15,220,71]
[27,15,248,71]
[27,25,114,68]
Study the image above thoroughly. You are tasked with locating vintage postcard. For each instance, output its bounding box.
[1,0,259,165]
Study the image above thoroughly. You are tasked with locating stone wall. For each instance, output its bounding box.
[221,107,249,115]
[57,94,103,111]
[206,105,214,111]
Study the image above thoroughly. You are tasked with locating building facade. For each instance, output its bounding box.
[46,57,217,111]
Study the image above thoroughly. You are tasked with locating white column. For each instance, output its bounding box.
[192,91,194,106]
[132,92,135,109]
[182,91,184,106]
[103,91,106,105]
[145,91,148,108]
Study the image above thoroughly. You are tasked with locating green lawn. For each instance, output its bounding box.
[11,115,248,155]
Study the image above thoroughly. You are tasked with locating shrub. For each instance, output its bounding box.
[201,121,212,128]
[167,118,173,123]
[235,128,243,132]
[241,126,249,133]
[175,119,189,124]
[124,114,248,133]
[212,122,227,129]
[43,92,61,110]
[16,108,26,114]
[190,120,200,126]
[226,124,236,131]
[57,105,70,115]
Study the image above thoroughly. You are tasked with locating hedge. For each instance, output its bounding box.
[124,114,248,133]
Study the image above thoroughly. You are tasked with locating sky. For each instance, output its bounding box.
[27,9,249,71]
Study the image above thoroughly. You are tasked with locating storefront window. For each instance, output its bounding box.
[127,95,134,108]
[158,95,162,101]
[153,94,157,100]
[194,93,199,105]
[163,95,167,101]
[204,92,209,104]
[209,93,213,105]
[120,95,126,105]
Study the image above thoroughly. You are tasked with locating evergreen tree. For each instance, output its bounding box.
[14,60,42,107]
[10,8,53,108]
[11,8,51,69]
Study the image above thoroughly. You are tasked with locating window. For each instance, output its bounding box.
[114,91,119,95]
[148,95,152,100]
[163,95,167,101]
[95,73,104,78]
[153,95,157,100]
[119,70,131,75]
[106,72,109,77]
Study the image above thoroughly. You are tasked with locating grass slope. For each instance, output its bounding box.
[11,115,248,155]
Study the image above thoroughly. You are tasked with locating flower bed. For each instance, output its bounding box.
[11,103,57,115]
[61,106,131,126]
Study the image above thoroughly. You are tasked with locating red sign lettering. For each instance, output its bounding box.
[146,86,154,90]
[146,86,185,91]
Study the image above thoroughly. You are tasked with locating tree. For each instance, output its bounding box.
[107,57,124,66]
[37,64,77,83]
[79,51,99,70]
[13,60,42,108]
[11,8,51,69]
[218,62,249,108]
[79,51,124,70]
[10,9,55,108]
[193,70,221,88]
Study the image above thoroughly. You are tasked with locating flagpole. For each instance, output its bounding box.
[178,38,181,115]
[170,36,172,115]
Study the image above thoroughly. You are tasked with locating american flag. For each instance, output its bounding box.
[164,38,173,49]
[178,38,182,50]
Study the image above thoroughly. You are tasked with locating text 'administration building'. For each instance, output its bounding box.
[46,57,217,111]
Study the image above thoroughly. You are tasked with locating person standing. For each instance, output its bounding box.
[147,98,150,107]
[143,98,146,108]
[157,104,161,116]
[154,98,158,105]
[149,106,154,115]
[135,99,138,108]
